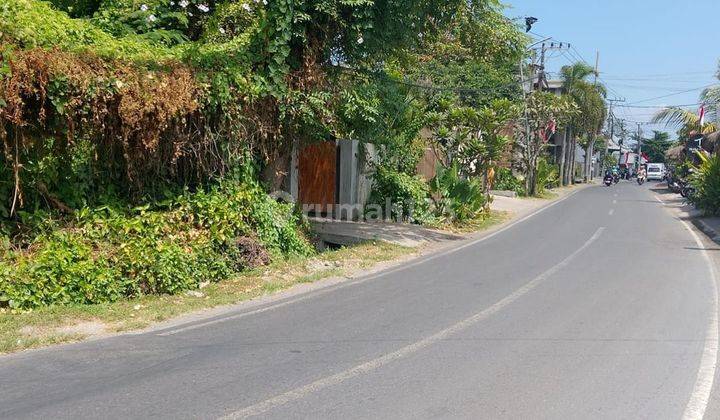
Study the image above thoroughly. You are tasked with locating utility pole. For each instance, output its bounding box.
[593,51,599,84]
[537,43,546,92]
[636,122,643,170]
[616,118,628,167]
[530,41,571,183]
[533,42,571,92]
[606,98,626,168]
[586,51,600,181]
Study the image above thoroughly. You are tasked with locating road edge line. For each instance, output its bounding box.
[154,186,589,337]
[655,194,719,420]
[680,219,719,420]
[218,227,605,419]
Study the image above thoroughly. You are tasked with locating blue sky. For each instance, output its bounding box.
[504,0,720,137]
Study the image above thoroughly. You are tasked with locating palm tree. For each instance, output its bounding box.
[560,63,607,184]
[651,77,720,136]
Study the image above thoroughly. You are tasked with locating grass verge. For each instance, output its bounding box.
[436,210,511,234]
[0,242,412,354]
[0,206,515,355]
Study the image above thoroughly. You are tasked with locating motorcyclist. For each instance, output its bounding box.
[637,165,647,184]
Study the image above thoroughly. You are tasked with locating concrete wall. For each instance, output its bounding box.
[336,139,377,220]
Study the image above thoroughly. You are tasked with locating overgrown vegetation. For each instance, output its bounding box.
[493,167,525,196]
[690,153,720,215]
[1,181,311,309]
[0,0,581,316]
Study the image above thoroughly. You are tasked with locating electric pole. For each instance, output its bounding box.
[589,51,599,180]
[538,43,546,92]
[606,98,626,168]
[636,122,643,171]
[533,42,571,92]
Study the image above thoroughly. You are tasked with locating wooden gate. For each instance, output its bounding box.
[298,141,337,214]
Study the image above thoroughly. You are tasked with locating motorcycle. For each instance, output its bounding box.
[681,184,696,199]
[637,175,645,185]
[666,171,682,193]
[604,174,614,187]
[680,169,696,199]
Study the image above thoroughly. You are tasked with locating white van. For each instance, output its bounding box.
[646,163,665,181]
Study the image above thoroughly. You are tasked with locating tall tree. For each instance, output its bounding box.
[640,131,673,163]
[559,63,606,184]
[515,91,577,196]
[651,69,720,137]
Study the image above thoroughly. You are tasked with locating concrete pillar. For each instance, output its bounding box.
[337,139,359,220]
[289,138,299,202]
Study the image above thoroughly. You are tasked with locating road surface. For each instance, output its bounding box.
[1,182,719,419]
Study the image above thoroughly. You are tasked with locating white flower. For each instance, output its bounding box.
[187,11,193,16]
[263,0,267,4]
[147,14,157,22]
[197,3,209,12]
[241,3,251,11]
[170,1,174,5]
[179,0,189,8]
[140,4,148,11]
[357,36,364,44]
[219,27,226,34]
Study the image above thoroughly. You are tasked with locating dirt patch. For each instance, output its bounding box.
[54,321,108,338]
[305,259,342,273]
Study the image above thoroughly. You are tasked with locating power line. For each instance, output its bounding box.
[601,70,717,78]
[330,65,532,96]
[624,84,718,105]
[616,102,715,109]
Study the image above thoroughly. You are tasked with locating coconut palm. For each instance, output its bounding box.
[651,80,720,136]
[560,63,607,184]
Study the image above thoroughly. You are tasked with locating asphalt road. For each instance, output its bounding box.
[1,181,719,419]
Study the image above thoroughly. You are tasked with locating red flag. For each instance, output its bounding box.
[542,119,556,143]
[699,104,706,127]
[547,119,557,135]
[641,152,650,162]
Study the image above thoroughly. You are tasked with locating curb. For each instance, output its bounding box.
[692,218,720,245]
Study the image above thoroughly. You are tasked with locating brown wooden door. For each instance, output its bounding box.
[298,141,337,214]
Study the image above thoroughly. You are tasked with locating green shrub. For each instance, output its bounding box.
[493,167,525,196]
[0,0,176,62]
[0,181,313,310]
[691,153,720,215]
[535,158,559,194]
[1,232,125,308]
[367,167,430,223]
[48,0,101,18]
[430,163,486,222]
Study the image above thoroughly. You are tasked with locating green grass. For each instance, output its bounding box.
[533,190,559,200]
[0,241,412,354]
[433,210,511,234]
[0,205,519,354]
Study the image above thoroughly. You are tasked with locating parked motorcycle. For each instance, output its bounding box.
[681,184,696,199]
[666,170,683,193]
[680,169,696,199]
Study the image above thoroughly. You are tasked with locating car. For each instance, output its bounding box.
[646,163,665,181]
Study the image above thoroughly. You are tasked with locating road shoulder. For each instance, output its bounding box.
[652,186,720,419]
[0,184,589,356]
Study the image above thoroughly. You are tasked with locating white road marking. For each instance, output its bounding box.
[158,187,587,337]
[608,209,615,216]
[218,227,606,419]
[679,220,719,420]
[655,194,719,420]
